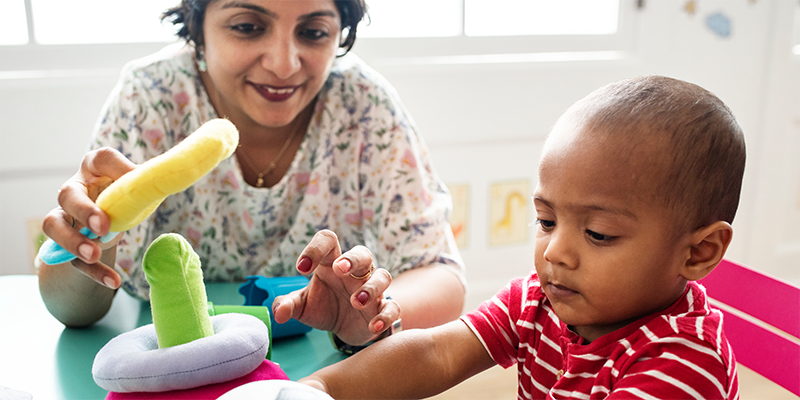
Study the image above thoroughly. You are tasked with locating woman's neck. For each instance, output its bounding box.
[232,106,313,188]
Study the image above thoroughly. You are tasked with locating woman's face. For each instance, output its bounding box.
[201,0,342,130]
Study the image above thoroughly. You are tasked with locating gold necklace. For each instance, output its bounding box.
[238,121,303,188]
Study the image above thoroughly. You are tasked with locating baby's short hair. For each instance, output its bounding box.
[569,75,746,233]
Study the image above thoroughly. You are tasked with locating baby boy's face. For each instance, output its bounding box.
[532,119,691,343]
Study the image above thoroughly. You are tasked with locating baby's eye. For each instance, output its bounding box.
[586,230,615,242]
[535,219,555,230]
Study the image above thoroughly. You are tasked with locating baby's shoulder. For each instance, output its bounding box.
[612,315,735,399]
[624,297,731,368]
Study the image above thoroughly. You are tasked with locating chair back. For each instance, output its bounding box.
[699,259,800,396]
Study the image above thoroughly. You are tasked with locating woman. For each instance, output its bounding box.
[37,0,465,348]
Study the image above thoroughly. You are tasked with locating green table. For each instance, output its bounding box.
[0,275,346,399]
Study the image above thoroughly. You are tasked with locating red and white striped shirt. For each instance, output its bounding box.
[461,273,738,399]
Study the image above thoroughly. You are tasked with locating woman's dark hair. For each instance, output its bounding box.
[162,0,367,58]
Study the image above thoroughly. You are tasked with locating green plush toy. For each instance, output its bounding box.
[93,231,279,394]
[143,233,214,348]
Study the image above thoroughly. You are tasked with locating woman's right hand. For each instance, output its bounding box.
[272,230,400,346]
[41,147,137,289]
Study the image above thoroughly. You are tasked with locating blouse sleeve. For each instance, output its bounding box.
[343,59,466,287]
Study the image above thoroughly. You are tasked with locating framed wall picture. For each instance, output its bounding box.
[489,180,530,246]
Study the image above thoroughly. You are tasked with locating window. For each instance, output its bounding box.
[464,0,619,36]
[792,2,800,55]
[358,0,463,38]
[0,0,177,46]
[0,0,29,46]
[353,0,628,65]
[1,0,629,73]
[0,0,178,75]
[30,0,177,44]
[359,0,619,38]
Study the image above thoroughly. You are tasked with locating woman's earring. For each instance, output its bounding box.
[197,50,207,72]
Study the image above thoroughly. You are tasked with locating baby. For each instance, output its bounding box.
[299,75,745,399]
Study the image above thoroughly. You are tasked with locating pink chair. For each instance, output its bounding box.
[699,259,800,396]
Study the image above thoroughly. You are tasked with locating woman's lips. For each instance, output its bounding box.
[252,84,298,102]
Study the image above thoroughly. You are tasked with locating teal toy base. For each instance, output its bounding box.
[38,228,118,265]
[239,276,313,338]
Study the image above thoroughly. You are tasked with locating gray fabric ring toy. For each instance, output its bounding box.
[93,313,269,393]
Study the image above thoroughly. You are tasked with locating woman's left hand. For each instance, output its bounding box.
[271,229,401,345]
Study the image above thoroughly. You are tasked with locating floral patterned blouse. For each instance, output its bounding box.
[91,43,465,301]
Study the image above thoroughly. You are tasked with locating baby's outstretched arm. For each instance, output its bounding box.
[300,319,496,399]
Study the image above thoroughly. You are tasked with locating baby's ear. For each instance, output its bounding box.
[680,221,733,281]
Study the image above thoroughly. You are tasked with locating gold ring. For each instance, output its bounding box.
[350,264,374,280]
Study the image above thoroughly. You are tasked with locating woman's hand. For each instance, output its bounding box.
[41,147,136,289]
[272,230,401,345]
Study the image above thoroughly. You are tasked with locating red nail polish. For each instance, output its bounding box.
[297,256,312,273]
[356,291,369,306]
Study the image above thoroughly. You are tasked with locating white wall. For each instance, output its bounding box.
[1,0,798,310]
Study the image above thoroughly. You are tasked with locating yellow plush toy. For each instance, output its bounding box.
[38,118,239,265]
[99,118,239,232]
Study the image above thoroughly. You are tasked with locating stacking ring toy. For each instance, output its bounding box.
[93,234,284,397]
[92,313,269,393]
